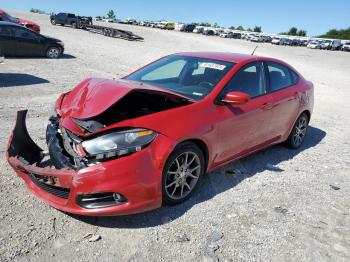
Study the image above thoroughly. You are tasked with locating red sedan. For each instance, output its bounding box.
[7,52,314,216]
[0,9,40,33]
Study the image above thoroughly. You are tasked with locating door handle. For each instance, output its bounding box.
[288,92,299,101]
[260,102,273,110]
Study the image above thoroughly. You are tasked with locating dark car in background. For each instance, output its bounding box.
[330,39,342,50]
[0,22,64,58]
[0,9,40,33]
[181,24,196,32]
[50,13,92,29]
[0,46,4,63]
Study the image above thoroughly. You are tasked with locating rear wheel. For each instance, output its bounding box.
[285,113,309,149]
[162,142,205,205]
[46,46,61,59]
[72,22,77,29]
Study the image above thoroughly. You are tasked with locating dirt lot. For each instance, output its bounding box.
[0,11,349,262]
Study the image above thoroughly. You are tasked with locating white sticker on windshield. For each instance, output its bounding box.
[192,92,203,96]
[199,62,226,70]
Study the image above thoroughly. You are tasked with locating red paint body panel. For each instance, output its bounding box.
[0,10,40,33]
[7,52,314,216]
[18,18,41,33]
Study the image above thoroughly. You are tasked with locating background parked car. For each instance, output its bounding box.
[330,39,342,50]
[0,22,64,58]
[181,24,196,32]
[290,39,302,46]
[164,22,175,30]
[0,46,4,63]
[203,29,215,36]
[341,41,350,51]
[271,37,281,45]
[319,40,332,50]
[50,13,92,28]
[280,38,291,45]
[193,27,204,33]
[307,41,320,49]
[0,9,40,33]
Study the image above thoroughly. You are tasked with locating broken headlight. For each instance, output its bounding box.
[81,129,157,157]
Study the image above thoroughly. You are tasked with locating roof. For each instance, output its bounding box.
[0,21,21,27]
[174,52,257,63]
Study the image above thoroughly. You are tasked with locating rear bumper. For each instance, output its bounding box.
[6,111,170,216]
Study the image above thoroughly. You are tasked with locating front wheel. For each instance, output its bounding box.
[51,19,56,25]
[46,46,61,59]
[162,142,205,205]
[285,113,309,149]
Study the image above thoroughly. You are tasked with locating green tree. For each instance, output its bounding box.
[213,22,220,28]
[319,27,350,40]
[229,26,235,30]
[297,29,307,36]
[199,22,211,27]
[107,10,116,19]
[236,25,244,31]
[288,27,298,36]
[253,26,262,32]
[247,28,252,32]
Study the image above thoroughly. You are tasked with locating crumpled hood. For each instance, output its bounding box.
[58,78,192,120]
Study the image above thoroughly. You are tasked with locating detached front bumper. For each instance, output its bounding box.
[6,111,170,216]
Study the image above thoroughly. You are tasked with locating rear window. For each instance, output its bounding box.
[267,62,297,92]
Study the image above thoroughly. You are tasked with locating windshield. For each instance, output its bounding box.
[126,55,235,101]
[1,11,19,23]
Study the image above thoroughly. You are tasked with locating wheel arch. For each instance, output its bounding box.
[175,138,209,173]
[300,109,311,123]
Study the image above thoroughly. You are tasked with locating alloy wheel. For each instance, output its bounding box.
[47,47,60,59]
[292,115,308,147]
[164,152,201,200]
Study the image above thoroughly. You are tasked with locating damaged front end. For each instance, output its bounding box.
[6,79,191,215]
[6,110,165,215]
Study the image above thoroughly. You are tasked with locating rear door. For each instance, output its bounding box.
[12,27,44,56]
[0,25,16,55]
[264,61,300,139]
[214,61,274,164]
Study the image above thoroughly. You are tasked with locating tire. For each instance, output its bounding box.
[285,113,309,149]
[162,142,205,205]
[46,46,61,59]
[51,19,56,25]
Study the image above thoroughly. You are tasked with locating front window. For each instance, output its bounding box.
[126,55,234,100]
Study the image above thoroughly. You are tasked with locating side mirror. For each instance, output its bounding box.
[222,91,250,105]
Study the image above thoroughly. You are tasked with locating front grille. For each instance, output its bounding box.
[27,173,70,199]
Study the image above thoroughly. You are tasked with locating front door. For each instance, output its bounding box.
[214,61,274,165]
[0,25,16,56]
[12,27,44,56]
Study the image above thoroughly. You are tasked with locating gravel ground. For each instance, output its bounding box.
[0,11,349,262]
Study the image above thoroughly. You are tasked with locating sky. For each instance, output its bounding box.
[1,0,349,36]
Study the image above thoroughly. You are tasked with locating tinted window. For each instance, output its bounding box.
[267,62,294,91]
[14,28,38,40]
[0,26,12,37]
[224,62,266,98]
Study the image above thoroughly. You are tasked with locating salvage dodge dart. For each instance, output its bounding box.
[7,52,314,216]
